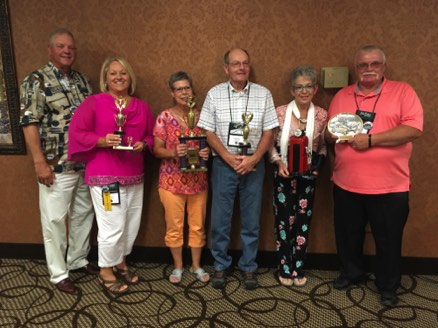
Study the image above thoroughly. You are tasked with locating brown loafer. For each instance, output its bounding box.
[71,263,100,275]
[56,278,77,294]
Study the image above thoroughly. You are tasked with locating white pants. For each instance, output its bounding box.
[39,171,94,284]
[90,183,144,268]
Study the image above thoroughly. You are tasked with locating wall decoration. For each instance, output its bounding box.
[0,0,25,154]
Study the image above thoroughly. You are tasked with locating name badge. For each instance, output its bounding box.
[356,109,376,133]
[102,182,121,211]
[227,122,244,147]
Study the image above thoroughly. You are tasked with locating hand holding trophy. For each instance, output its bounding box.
[113,97,133,150]
[178,96,208,172]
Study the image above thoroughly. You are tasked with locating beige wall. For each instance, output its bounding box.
[1,0,437,257]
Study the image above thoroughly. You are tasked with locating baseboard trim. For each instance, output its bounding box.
[1,243,437,275]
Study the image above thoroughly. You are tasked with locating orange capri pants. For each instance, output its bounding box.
[158,188,208,248]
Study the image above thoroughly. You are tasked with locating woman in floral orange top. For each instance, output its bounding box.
[153,71,210,284]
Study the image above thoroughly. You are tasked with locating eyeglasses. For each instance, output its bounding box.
[227,61,250,69]
[173,86,191,93]
[292,84,315,93]
[356,61,384,70]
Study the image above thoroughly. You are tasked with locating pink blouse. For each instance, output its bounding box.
[153,109,208,194]
[68,93,154,186]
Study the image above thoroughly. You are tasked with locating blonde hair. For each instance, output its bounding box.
[99,56,136,95]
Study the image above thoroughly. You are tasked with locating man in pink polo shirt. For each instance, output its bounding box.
[326,45,423,307]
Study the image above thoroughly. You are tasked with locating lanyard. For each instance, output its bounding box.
[354,82,383,113]
[228,83,251,122]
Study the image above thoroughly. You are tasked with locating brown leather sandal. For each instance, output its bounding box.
[98,275,128,294]
[113,266,140,285]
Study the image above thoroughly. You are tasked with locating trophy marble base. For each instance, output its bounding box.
[181,166,208,173]
[113,145,134,150]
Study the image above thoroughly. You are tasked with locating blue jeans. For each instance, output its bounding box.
[210,156,265,272]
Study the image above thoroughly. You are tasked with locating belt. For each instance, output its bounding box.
[52,163,85,173]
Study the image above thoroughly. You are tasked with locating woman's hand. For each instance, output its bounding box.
[175,143,188,157]
[276,160,290,178]
[97,133,122,148]
[133,141,147,152]
[199,146,210,160]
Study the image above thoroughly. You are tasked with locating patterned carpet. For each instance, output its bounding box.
[1,258,437,327]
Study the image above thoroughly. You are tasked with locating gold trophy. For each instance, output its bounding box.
[113,97,133,150]
[239,112,253,155]
[179,96,208,172]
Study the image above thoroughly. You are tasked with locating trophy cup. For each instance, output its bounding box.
[327,113,364,142]
[179,96,208,172]
[239,112,253,155]
[113,97,133,150]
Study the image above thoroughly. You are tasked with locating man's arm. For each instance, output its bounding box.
[369,124,422,147]
[22,124,55,187]
[349,125,422,150]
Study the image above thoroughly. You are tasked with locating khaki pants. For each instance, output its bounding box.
[39,171,94,284]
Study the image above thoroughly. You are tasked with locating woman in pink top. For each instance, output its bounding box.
[153,71,210,284]
[68,56,154,294]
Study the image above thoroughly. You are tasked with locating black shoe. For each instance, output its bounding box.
[333,274,368,290]
[211,270,226,289]
[333,276,352,290]
[71,263,100,275]
[380,291,399,307]
[241,271,258,290]
[55,278,77,294]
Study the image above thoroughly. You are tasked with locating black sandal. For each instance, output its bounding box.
[98,275,129,294]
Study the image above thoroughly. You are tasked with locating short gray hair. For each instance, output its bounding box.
[49,28,75,45]
[289,65,318,87]
[354,44,387,65]
[168,71,192,90]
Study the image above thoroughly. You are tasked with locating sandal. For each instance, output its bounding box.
[113,266,139,285]
[98,275,128,295]
[169,268,184,284]
[293,276,307,287]
[190,267,210,283]
[278,275,293,287]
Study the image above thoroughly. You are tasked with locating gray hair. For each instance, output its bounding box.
[49,28,75,45]
[354,44,387,65]
[168,71,192,90]
[289,65,318,87]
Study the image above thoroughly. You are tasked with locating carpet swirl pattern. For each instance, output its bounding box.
[1,258,437,327]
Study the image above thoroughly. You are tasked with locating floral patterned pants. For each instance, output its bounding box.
[273,171,317,278]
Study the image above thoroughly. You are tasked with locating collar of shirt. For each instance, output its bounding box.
[227,80,250,94]
[48,61,72,79]
[355,77,385,97]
